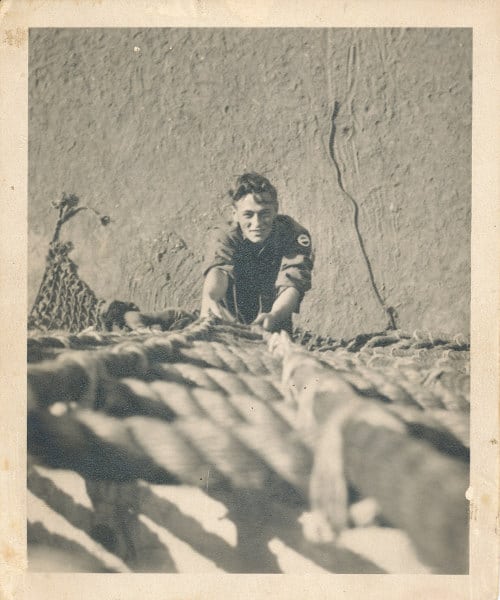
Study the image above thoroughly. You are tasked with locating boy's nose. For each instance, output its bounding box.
[251,215,260,228]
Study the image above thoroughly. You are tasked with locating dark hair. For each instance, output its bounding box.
[229,172,278,205]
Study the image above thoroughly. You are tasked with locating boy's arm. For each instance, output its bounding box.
[200,267,235,321]
[254,223,313,332]
[275,223,313,297]
[200,227,239,320]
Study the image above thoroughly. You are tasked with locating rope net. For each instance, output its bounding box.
[27,210,470,574]
[28,194,111,333]
[28,241,104,333]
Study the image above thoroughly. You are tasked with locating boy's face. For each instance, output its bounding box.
[233,193,278,244]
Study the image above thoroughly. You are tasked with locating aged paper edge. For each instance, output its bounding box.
[0,0,498,599]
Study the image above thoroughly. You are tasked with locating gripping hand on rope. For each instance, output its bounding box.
[252,312,281,332]
[201,299,237,323]
[253,287,301,332]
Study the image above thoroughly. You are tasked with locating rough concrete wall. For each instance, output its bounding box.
[28,28,471,338]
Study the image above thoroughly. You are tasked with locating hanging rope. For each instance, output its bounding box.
[327,101,397,330]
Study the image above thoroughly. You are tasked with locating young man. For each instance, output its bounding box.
[201,172,313,333]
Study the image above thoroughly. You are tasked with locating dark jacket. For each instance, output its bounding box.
[203,215,313,325]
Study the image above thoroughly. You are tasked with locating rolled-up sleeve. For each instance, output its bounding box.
[202,228,237,278]
[275,230,314,297]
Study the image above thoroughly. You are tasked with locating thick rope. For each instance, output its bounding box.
[28,318,469,572]
[268,331,468,573]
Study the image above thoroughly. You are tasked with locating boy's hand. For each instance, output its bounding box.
[253,312,280,332]
[201,298,236,322]
[253,287,298,332]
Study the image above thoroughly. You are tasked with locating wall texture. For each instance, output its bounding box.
[28,28,471,338]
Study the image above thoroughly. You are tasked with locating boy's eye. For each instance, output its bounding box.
[241,210,272,219]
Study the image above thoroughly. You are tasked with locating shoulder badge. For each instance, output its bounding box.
[297,233,311,248]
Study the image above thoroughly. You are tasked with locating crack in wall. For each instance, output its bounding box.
[327,101,397,330]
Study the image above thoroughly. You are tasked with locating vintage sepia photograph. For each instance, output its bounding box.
[25,26,472,575]
[1,2,498,599]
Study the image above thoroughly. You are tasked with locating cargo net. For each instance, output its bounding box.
[28,240,104,333]
[28,194,111,333]
[27,199,470,575]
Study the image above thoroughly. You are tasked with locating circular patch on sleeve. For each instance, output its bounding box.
[297,233,311,247]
